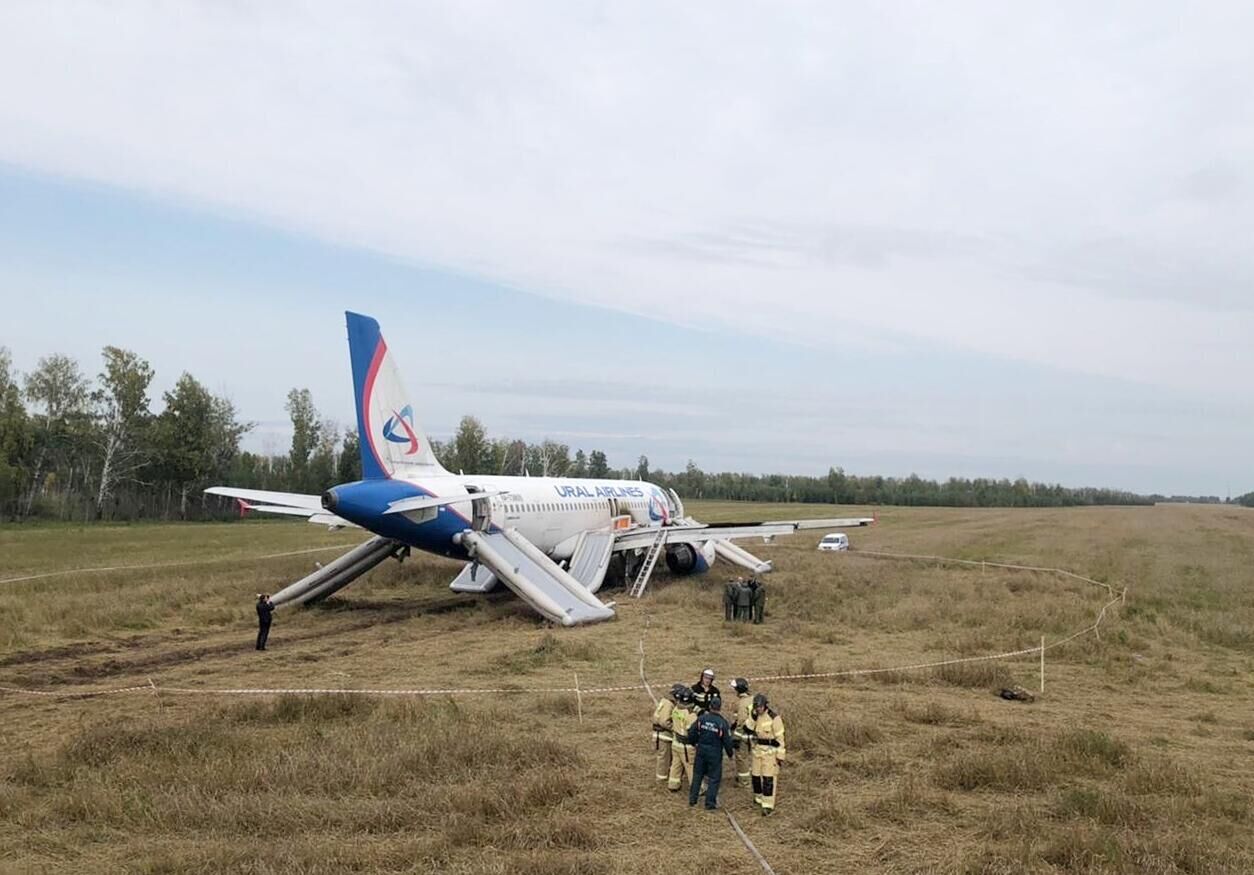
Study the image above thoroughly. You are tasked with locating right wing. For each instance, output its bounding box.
[612,516,876,551]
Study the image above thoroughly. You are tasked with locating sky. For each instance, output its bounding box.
[0,3,1250,496]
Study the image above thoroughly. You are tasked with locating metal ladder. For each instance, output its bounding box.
[629,529,668,598]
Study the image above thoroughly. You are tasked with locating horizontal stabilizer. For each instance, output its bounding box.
[205,487,322,509]
[384,490,508,515]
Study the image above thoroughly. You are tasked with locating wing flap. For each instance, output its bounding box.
[233,502,359,529]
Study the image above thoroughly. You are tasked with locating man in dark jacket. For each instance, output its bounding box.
[255,593,274,650]
[751,579,767,624]
[686,695,735,810]
[734,581,753,621]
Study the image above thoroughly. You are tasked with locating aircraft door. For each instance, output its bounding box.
[667,488,685,520]
[467,487,492,532]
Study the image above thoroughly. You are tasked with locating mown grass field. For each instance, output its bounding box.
[1,502,1252,873]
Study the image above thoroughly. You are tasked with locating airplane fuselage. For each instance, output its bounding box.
[323,473,680,561]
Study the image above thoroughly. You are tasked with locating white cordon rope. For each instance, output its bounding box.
[1,550,1125,700]
[853,549,1124,599]
[0,544,367,586]
[725,811,778,875]
[638,613,657,706]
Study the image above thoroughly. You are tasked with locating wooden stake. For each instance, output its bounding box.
[574,672,584,724]
[1039,636,1045,694]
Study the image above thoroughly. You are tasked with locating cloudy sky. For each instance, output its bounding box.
[1,3,1250,495]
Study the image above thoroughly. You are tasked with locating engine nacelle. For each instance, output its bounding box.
[664,541,715,575]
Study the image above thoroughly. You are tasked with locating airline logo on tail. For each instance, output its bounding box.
[382,405,420,455]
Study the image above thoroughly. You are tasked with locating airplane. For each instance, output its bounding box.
[206,312,875,626]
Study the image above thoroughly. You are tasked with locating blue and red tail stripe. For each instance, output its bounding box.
[346,311,391,480]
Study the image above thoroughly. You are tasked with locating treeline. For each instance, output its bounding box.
[386,417,1156,508]
[0,343,1229,521]
[0,346,254,521]
[0,342,391,521]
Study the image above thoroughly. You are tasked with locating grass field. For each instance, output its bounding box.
[1,502,1252,873]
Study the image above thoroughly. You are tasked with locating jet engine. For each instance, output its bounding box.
[664,541,715,575]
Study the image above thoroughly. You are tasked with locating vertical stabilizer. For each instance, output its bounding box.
[346,311,447,479]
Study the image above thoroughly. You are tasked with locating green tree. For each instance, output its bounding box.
[0,348,32,514]
[285,388,321,491]
[307,419,338,492]
[92,346,154,512]
[23,353,90,516]
[682,460,705,497]
[588,450,609,478]
[337,429,362,483]
[498,439,525,475]
[527,439,570,477]
[448,415,490,474]
[635,455,650,481]
[152,373,250,518]
[571,449,588,478]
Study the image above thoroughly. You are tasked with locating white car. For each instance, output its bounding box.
[817,533,849,552]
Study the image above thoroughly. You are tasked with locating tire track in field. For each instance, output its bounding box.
[2,592,516,687]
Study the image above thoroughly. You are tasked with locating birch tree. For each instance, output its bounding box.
[23,354,89,515]
[93,346,154,510]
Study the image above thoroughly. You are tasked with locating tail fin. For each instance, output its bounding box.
[346,311,447,479]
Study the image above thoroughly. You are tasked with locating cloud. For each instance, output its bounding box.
[0,2,1251,493]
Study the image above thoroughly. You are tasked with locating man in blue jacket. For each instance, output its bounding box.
[686,695,735,810]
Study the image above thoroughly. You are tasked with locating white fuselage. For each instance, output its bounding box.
[348,472,679,561]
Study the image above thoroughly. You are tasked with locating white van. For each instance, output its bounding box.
[817,533,849,552]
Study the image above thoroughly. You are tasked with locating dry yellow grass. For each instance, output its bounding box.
[1,503,1252,873]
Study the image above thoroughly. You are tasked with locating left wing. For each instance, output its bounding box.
[204,486,356,529]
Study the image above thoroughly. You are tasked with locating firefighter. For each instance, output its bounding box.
[746,692,786,815]
[686,695,735,810]
[667,686,699,792]
[652,684,684,784]
[692,668,720,712]
[729,677,753,785]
